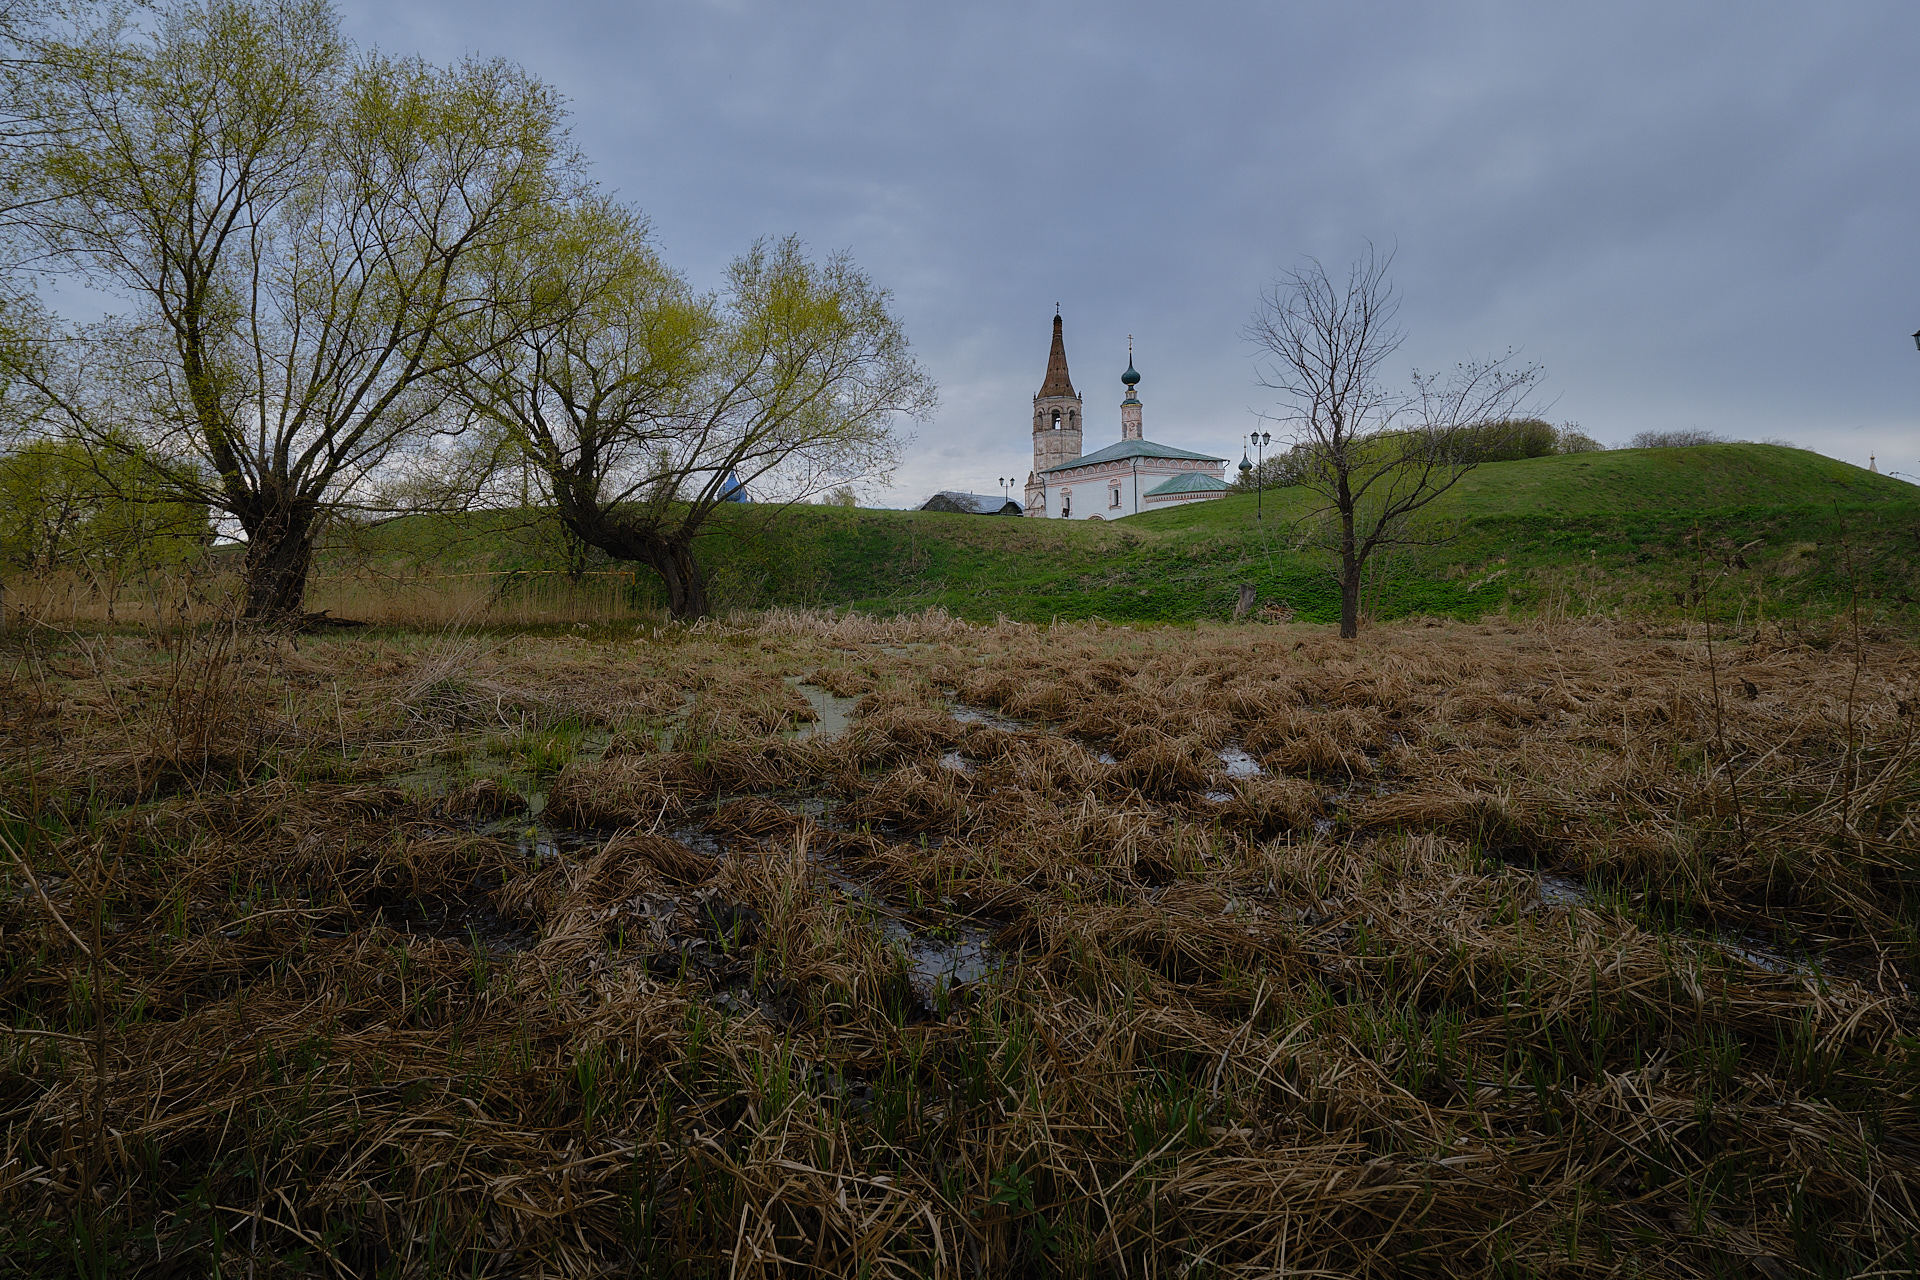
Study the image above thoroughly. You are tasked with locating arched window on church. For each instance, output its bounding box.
[1051,409,1061,430]
[1068,410,1077,430]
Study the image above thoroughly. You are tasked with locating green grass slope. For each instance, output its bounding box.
[331,445,1920,626]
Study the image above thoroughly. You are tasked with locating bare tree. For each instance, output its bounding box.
[1245,246,1541,638]
[8,0,570,620]
[451,203,932,620]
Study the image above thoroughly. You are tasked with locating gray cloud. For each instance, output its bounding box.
[342,0,1920,496]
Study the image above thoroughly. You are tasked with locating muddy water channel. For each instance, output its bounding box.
[386,677,1843,1016]
[383,680,1012,1014]
[1507,858,1828,978]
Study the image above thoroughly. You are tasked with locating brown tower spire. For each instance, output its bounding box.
[1029,309,1086,490]
[1038,311,1076,398]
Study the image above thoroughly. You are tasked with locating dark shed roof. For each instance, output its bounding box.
[921,491,1022,515]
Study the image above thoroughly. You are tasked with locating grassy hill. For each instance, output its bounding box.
[324,444,1920,626]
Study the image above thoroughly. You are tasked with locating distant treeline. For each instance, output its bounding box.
[1235,419,1601,491]
[1231,421,1789,493]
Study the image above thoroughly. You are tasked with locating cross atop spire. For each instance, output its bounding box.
[1038,311,1077,399]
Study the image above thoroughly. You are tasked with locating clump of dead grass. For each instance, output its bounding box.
[547,755,689,828]
[3,615,1916,1277]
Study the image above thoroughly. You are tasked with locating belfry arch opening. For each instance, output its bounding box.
[1051,409,1061,430]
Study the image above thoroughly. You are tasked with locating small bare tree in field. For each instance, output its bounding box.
[1246,246,1541,638]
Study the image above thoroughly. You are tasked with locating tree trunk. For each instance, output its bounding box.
[643,535,711,621]
[553,497,713,622]
[1338,505,1361,640]
[241,505,319,622]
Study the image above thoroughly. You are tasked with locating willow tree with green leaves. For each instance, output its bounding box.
[452,203,933,620]
[0,435,210,573]
[10,0,571,619]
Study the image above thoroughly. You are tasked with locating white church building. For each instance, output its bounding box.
[1023,312,1229,520]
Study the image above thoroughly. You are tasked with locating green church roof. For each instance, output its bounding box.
[1145,471,1230,496]
[1040,438,1225,473]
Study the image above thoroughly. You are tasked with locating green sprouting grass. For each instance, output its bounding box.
[320,444,1920,627]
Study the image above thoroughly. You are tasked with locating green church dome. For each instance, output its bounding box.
[1120,359,1140,386]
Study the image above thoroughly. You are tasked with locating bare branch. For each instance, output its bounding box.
[1245,244,1541,637]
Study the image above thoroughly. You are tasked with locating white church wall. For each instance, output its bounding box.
[1033,460,1225,520]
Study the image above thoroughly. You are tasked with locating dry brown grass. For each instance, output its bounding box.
[8,568,662,629]
[1,610,1915,1276]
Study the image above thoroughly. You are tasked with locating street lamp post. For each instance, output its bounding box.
[998,476,1013,507]
[1251,431,1271,520]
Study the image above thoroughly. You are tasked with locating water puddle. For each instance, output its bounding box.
[1204,790,1235,804]
[1218,748,1262,778]
[514,824,563,862]
[939,751,976,774]
[1538,874,1590,907]
[461,811,602,863]
[785,676,861,741]
[796,829,996,1009]
[389,722,616,817]
[1519,864,1824,977]
[643,691,699,751]
[387,896,538,956]
[880,918,999,1005]
[667,825,728,858]
[948,703,1030,732]
[1713,932,1816,977]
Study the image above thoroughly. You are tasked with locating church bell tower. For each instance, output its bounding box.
[1028,311,1083,497]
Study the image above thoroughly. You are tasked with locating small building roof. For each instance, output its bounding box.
[921,491,1021,515]
[1145,471,1230,496]
[1040,438,1226,473]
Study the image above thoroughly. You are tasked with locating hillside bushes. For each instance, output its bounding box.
[1236,420,1603,491]
[1631,429,1726,448]
[1456,419,1603,462]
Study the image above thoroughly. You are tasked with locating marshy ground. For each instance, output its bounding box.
[2,610,1916,1277]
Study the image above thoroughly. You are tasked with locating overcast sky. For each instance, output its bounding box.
[337,0,1920,502]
